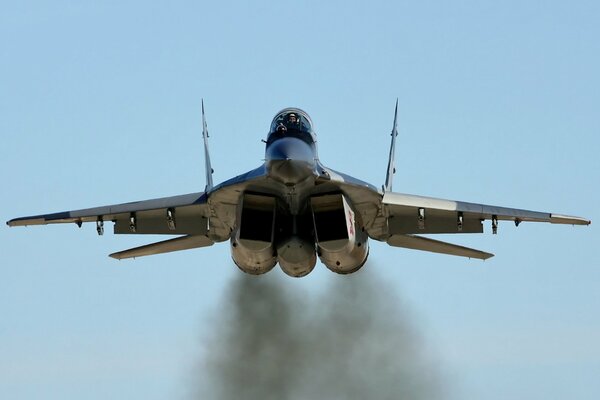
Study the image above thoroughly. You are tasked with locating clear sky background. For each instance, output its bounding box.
[1,1,599,399]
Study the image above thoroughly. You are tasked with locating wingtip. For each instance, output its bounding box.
[6,217,20,227]
[6,218,27,227]
[550,214,592,226]
[108,252,123,260]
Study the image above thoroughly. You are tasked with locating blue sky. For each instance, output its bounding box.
[1,1,599,399]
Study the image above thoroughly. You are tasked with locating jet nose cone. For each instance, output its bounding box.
[265,137,316,184]
[265,137,315,162]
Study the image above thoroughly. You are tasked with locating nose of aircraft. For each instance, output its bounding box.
[265,137,314,162]
[265,137,316,184]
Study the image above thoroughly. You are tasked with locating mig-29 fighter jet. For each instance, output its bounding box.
[7,102,591,277]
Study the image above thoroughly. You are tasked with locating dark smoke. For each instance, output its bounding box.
[196,268,443,400]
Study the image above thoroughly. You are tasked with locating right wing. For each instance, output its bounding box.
[6,165,270,258]
[7,192,210,236]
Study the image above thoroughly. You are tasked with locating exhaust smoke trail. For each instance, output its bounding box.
[197,269,443,400]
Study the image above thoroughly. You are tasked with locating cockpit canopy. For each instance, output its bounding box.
[267,108,316,146]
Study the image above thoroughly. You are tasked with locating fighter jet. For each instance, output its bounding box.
[7,101,591,277]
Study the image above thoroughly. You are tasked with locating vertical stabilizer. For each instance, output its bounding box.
[202,100,214,192]
[384,99,399,192]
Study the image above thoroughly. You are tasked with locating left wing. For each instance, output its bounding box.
[383,191,590,235]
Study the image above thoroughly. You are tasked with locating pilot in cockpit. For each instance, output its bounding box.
[267,109,316,147]
[277,113,299,133]
[276,122,287,132]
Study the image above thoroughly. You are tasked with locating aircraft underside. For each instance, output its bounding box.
[230,190,370,277]
[198,156,383,277]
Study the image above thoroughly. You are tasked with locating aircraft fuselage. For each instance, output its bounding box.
[229,108,369,277]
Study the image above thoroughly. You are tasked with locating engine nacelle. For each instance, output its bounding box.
[311,193,369,274]
[230,194,277,275]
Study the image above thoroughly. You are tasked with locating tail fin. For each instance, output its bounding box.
[202,99,214,191]
[384,99,399,192]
